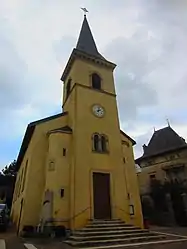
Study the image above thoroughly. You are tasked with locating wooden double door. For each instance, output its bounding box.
[93,172,111,219]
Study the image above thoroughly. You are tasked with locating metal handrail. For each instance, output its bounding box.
[69,206,91,221]
[51,206,91,224]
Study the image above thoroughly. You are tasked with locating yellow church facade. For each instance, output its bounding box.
[11,16,143,234]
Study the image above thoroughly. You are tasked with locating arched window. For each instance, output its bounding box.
[66,79,71,98]
[92,133,109,153]
[21,160,28,192]
[93,134,100,151]
[101,135,107,152]
[92,73,101,90]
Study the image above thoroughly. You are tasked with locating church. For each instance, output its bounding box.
[11,15,143,234]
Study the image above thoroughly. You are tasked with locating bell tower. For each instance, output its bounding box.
[61,15,116,106]
[11,13,143,234]
[60,15,143,229]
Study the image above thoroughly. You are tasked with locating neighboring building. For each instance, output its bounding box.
[136,125,187,195]
[0,175,15,209]
[11,16,143,234]
[136,125,187,225]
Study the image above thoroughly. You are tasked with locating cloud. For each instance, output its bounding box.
[0,0,187,167]
[104,36,158,122]
[0,19,28,112]
[102,0,187,157]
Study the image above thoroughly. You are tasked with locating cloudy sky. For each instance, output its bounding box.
[1,0,187,169]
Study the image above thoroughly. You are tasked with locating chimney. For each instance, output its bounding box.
[143,144,147,152]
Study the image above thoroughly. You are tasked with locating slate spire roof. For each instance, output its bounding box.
[76,15,105,60]
[136,126,187,161]
[61,15,116,82]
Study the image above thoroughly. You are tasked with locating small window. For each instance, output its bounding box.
[60,189,64,198]
[66,79,71,98]
[93,134,100,151]
[129,205,134,215]
[150,174,156,180]
[63,148,66,156]
[123,158,126,163]
[101,135,107,152]
[49,161,55,171]
[92,73,101,90]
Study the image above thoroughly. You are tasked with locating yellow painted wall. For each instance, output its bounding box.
[11,114,68,232]
[62,57,143,229]
[63,58,116,104]
[44,132,72,227]
[120,133,143,227]
[138,149,187,195]
[12,55,143,233]
[70,86,126,228]
[11,151,31,228]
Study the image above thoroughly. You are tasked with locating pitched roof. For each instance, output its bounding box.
[136,126,187,162]
[16,112,68,171]
[48,126,72,134]
[61,16,116,82]
[120,130,136,146]
[76,16,105,60]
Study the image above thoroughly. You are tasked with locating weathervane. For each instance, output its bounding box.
[81,7,88,17]
[166,118,170,127]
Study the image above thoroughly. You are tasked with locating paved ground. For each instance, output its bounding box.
[0,228,72,249]
[131,241,187,249]
[0,238,187,249]
[150,226,187,237]
[0,236,71,249]
[1,226,187,249]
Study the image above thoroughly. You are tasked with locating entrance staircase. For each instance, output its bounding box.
[65,219,166,248]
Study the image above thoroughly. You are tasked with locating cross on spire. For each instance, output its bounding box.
[76,10,105,60]
[81,7,88,17]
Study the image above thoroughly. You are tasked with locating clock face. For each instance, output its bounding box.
[92,104,105,118]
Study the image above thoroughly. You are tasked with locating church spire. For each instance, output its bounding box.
[61,14,116,82]
[76,15,105,59]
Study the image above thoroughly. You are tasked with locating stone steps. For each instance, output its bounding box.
[66,234,165,247]
[70,231,160,241]
[65,219,166,248]
[85,223,134,228]
[74,229,148,236]
[88,219,124,225]
[81,225,139,232]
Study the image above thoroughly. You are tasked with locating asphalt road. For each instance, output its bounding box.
[2,237,187,249]
[0,238,67,249]
[1,226,187,249]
